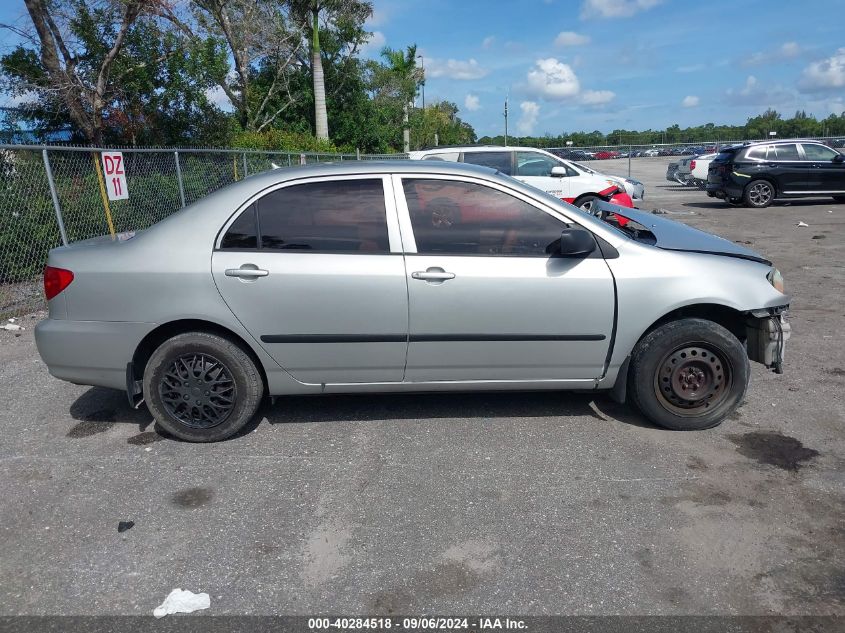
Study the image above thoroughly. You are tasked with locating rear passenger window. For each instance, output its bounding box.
[256,179,389,253]
[220,205,258,249]
[462,151,512,175]
[773,144,799,160]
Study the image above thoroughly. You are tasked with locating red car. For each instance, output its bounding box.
[594,150,621,160]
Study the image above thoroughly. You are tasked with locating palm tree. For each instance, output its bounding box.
[380,45,420,153]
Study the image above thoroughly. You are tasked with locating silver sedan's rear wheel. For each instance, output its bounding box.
[744,180,775,208]
[628,318,749,431]
[143,331,263,442]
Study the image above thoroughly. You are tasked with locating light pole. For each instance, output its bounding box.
[417,55,425,110]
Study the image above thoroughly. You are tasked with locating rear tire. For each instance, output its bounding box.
[743,180,775,208]
[143,331,264,442]
[628,318,749,431]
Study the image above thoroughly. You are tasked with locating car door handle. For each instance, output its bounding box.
[412,270,455,281]
[225,267,269,278]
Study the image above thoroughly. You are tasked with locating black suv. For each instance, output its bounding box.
[706,140,845,208]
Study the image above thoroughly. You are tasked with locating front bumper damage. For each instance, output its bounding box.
[746,308,790,374]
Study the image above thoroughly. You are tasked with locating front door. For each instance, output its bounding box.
[212,176,409,384]
[800,143,845,192]
[513,151,571,201]
[395,175,615,382]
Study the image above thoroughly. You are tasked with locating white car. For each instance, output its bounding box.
[676,153,718,187]
[408,146,644,209]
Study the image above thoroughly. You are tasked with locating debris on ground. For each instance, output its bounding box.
[652,208,668,214]
[1,323,23,331]
[117,521,134,533]
[796,221,809,227]
[153,588,210,618]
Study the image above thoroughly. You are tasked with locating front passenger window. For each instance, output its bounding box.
[515,152,559,177]
[801,144,839,161]
[402,179,566,256]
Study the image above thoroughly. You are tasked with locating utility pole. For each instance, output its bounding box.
[417,55,425,110]
[504,95,509,146]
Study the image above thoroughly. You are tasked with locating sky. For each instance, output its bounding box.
[1,0,843,139]
[361,0,845,137]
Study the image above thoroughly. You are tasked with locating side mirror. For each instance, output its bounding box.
[546,227,596,257]
[834,154,844,163]
[550,165,568,177]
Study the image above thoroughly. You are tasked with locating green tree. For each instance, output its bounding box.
[375,45,421,152]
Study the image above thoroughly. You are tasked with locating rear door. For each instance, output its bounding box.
[800,143,845,192]
[394,174,615,383]
[212,176,409,384]
[767,143,809,193]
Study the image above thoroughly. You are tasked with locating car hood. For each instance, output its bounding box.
[594,201,772,265]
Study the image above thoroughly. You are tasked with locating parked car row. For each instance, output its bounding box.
[408,145,644,210]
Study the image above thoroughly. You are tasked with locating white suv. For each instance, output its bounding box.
[408,146,644,209]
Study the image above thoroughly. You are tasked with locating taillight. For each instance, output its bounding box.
[44,266,74,300]
[690,160,696,170]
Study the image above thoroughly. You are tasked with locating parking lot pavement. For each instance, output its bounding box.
[1,160,844,616]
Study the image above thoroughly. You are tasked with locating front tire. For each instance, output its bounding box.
[143,331,264,442]
[575,194,600,214]
[628,319,749,431]
[743,180,775,208]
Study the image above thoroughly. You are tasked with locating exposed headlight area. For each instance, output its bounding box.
[767,267,785,294]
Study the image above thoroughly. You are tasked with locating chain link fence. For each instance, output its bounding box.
[0,145,403,318]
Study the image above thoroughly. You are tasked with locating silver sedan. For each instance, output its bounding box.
[36,161,790,442]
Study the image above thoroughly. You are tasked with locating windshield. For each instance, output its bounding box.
[569,161,597,174]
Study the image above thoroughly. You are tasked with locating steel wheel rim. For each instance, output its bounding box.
[579,199,596,212]
[159,353,237,429]
[653,344,732,417]
[749,182,772,206]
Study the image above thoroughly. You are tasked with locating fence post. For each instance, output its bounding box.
[174,151,186,208]
[356,147,361,160]
[42,149,69,246]
[628,144,632,178]
[243,153,248,177]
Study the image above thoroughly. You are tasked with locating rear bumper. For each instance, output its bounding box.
[35,318,157,390]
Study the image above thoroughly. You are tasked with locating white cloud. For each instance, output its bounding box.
[581,0,663,19]
[800,48,845,92]
[744,41,804,67]
[526,58,580,100]
[482,36,495,50]
[366,7,388,27]
[3,90,38,107]
[725,75,792,106]
[554,31,591,47]
[682,95,700,107]
[464,94,481,111]
[359,30,386,56]
[581,89,615,105]
[205,85,232,111]
[517,101,540,135]
[427,58,489,80]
